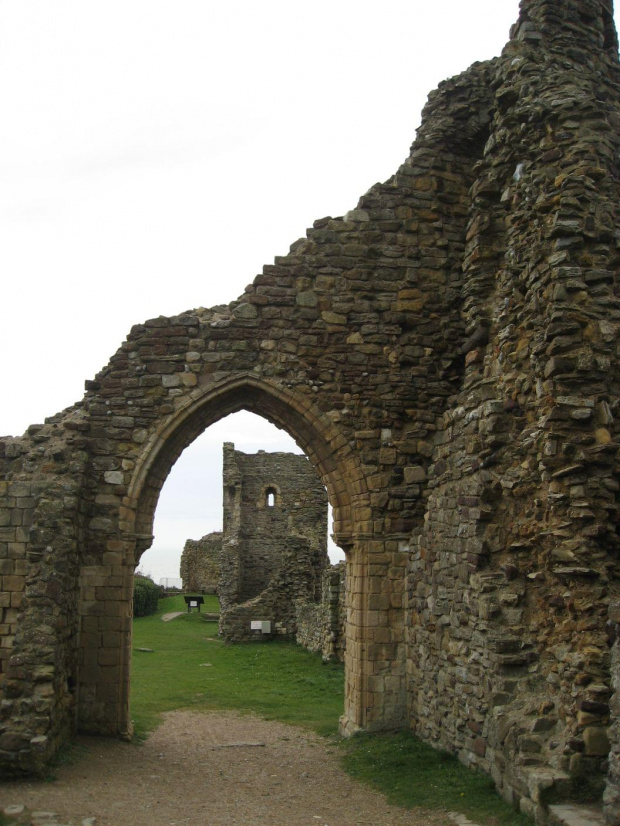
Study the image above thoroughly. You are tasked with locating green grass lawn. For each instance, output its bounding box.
[131,594,344,737]
[340,731,532,825]
[130,596,531,825]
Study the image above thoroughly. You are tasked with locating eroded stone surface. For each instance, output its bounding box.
[0,806,96,826]
[549,804,606,826]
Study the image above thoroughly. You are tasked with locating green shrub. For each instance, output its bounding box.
[133,575,161,617]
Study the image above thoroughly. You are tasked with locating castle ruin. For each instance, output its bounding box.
[180,442,330,643]
[2,1,620,820]
[180,532,221,594]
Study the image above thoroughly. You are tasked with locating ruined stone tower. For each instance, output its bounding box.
[217,443,328,641]
[2,0,620,820]
[178,443,329,641]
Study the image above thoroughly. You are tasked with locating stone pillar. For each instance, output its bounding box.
[0,480,32,692]
[340,538,407,735]
[76,540,135,738]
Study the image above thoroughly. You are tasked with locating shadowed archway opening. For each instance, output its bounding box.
[129,407,347,736]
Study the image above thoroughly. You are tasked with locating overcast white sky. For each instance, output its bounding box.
[1,0,582,580]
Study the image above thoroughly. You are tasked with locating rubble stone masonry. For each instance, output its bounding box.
[180,532,221,593]
[2,1,620,820]
[217,443,329,642]
[180,443,339,650]
[296,562,346,662]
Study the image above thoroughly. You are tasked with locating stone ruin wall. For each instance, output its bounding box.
[2,2,620,821]
[217,443,329,642]
[178,445,344,654]
[179,532,221,593]
[405,4,620,819]
[0,425,90,771]
[295,561,346,662]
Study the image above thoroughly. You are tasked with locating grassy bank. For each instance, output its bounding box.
[130,596,530,825]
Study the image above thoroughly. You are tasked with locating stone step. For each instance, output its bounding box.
[548,804,605,826]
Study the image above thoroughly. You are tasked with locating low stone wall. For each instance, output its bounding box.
[296,563,346,662]
[220,560,346,663]
[218,591,278,643]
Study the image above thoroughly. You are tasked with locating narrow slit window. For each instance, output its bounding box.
[266,488,276,507]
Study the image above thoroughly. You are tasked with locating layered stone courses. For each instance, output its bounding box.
[1,1,620,821]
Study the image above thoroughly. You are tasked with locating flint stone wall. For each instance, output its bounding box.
[1,2,620,821]
[179,531,221,593]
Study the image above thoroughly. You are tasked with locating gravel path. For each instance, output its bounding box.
[160,612,185,622]
[1,711,457,826]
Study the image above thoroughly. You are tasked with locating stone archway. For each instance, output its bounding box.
[126,376,360,548]
[75,374,406,742]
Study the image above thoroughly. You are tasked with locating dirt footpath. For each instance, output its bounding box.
[1,711,457,826]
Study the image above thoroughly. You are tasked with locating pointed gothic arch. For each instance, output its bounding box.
[122,374,365,557]
[75,374,385,741]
